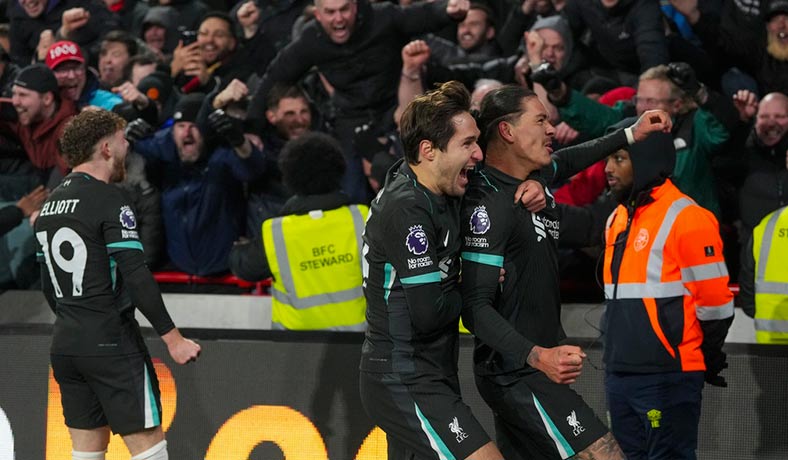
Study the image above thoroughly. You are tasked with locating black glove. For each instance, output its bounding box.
[703,349,729,387]
[208,109,246,148]
[125,118,154,144]
[667,62,703,100]
[530,62,562,92]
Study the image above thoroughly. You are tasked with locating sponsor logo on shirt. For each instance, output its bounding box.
[470,205,491,235]
[407,256,433,270]
[449,417,469,443]
[532,214,559,242]
[464,236,489,248]
[406,225,428,255]
[567,410,585,436]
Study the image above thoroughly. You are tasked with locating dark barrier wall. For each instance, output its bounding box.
[0,327,786,460]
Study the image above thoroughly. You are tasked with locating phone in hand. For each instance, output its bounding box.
[179,27,198,46]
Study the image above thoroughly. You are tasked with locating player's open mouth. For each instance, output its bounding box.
[458,165,474,185]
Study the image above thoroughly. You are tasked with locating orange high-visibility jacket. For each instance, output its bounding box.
[603,179,734,373]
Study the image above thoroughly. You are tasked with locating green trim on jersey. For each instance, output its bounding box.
[383,263,395,304]
[401,272,442,285]
[461,252,504,267]
[109,256,117,290]
[106,241,144,251]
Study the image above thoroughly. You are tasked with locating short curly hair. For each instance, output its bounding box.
[279,132,346,196]
[59,110,126,168]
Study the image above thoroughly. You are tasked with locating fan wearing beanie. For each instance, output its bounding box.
[0,64,77,187]
[123,92,267,277]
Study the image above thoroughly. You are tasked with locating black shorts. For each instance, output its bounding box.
[51,352,162,435]
[476,371,608,460]
[360,371,491,460]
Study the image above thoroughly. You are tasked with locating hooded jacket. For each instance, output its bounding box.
[602,129,733,374]
[140,6,179,55]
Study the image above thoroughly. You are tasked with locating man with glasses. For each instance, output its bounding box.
[537,62,740,217]
[44,40,123,111]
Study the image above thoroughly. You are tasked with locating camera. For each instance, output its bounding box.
[179,27,198,46]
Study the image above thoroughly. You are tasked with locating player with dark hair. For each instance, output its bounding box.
[36,109,200,460]
[359,80,504,460]
[461,84,671,460]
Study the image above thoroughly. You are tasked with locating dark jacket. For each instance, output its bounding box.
[8,0,121,65]
[247,0,456,125]
[134,128,266,276]
[0,203,23,236]
[229,192,351,281]
[691,8,788,95]
[562,0,669,75]
[736,131,788,233]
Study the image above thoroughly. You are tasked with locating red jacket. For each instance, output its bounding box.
[1,98,77,175]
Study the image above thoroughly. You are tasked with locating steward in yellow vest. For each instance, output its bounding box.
[263,204,368,330]
[740,206,788,344]
[227,132,369,331]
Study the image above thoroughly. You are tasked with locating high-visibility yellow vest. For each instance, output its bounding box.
[752,206,788,344]
[262,205,368,331]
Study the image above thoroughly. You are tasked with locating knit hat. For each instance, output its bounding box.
[14,64,59,94]
[172,93,205,123]
[766,0,788,20]
[44,41,85,70]
[137,71,173,105]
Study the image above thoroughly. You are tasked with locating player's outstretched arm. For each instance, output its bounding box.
[527,344,586,385]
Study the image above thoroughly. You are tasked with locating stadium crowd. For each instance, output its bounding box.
[0,0,785,302]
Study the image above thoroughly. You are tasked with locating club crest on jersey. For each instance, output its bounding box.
[470,206,491,235]
[406,225,428,255]
[119,206,137,230]
[634,228,649,252]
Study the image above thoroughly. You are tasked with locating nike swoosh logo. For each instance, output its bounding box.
[444,230,450,247]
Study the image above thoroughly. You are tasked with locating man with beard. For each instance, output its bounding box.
[668,0,788,94]
[244,83,313,235]
[0,64,77,187]
[246,0,472,203]
[170,11,255,95]
[125,92,265,276]
[34,109,201,460]
[460,85,671,460]
[602,120,733,459]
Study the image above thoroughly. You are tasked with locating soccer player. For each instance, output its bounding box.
[359,80,504,460]
[35,109,200,460]
[461,85,672,460]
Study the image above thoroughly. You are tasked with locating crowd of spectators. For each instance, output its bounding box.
[0,0,785,298]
